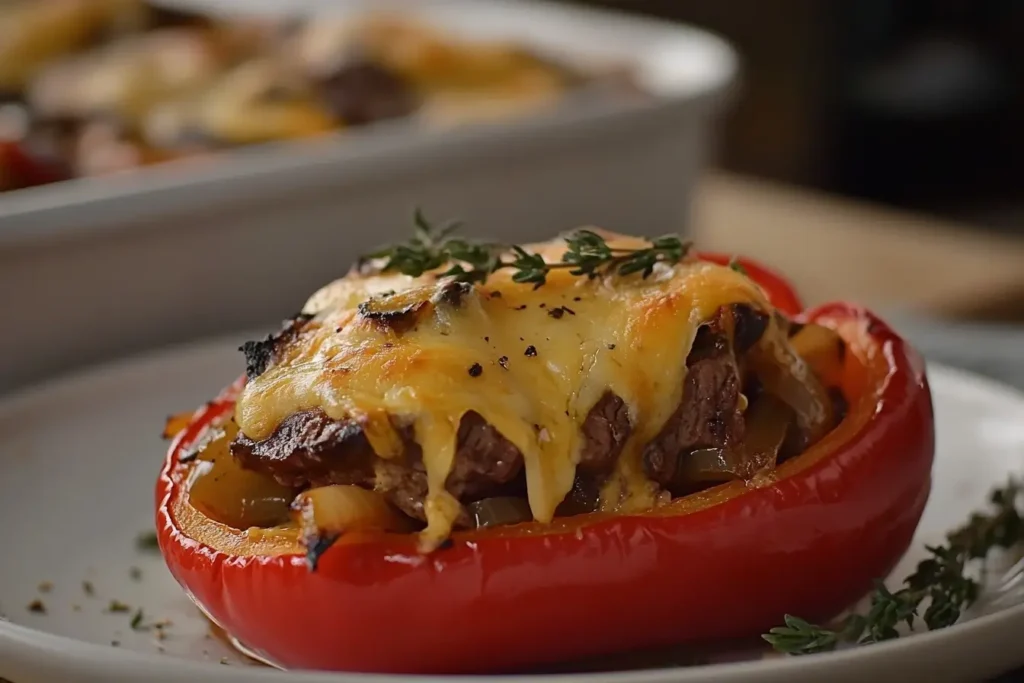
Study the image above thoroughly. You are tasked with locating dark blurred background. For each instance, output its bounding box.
[566,0,1024,232]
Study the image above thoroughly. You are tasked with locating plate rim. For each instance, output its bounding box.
[2,334,1024,682]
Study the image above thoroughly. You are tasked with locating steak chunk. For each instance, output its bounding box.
[231,409,376,488]
[446,411,524,499]
[551,392,632,518]
[375,456,429,522]
[731,303,770,353]
[382,410,527,526]
[641,352,744,487]
[641,308,753,488]
[578,391,631,473]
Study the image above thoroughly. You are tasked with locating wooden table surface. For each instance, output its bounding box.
[692,173,1024,321]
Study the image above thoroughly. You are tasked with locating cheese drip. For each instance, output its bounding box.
[235,230,775,547]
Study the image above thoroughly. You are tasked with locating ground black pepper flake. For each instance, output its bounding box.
[514,304,527,310]
[468,363,483,377]
[483,336,489,342]
[548,305,575,319]
[539,303,546,308]
[27,599,46,614]
[524,345,537,357]
[498,356,509,369]
[111,640,120,647]
[129,567,142,581]
[573,296,582,302]
[82,580,95,596]
[607,343,616,350]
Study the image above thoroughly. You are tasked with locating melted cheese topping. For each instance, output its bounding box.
[236,230,776,549]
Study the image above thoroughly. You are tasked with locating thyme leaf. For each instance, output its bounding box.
[764,477,1023,655]
[364,211,692,289]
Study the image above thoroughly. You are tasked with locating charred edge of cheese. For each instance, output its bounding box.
[240,312,314,380]
[234,230,789,550]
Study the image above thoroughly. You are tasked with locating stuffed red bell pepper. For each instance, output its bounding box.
[156,226,934,674]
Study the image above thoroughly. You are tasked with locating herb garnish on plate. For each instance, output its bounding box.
[764,477,1023,654]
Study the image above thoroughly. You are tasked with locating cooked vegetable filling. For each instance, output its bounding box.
[181,231,847,554]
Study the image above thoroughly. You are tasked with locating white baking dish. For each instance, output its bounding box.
[0,0,736,393]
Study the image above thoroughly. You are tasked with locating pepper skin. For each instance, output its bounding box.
[156,270,933,674]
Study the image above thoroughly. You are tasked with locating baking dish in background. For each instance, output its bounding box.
[0,1,643,192]
[0,0,737,393]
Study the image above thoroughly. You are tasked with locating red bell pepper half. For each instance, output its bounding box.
[155,259,933,674]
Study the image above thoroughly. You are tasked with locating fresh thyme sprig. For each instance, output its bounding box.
[763,477,1024,655]
[362,210,691,288]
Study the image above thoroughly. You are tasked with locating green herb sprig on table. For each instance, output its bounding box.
[360,210,691,288]
[763,477,1024,655]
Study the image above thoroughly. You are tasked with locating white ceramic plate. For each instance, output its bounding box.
[888,315,1024,392]
[0,335,1023,683]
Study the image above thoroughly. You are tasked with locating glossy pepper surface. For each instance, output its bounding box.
[156,258,934,674]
